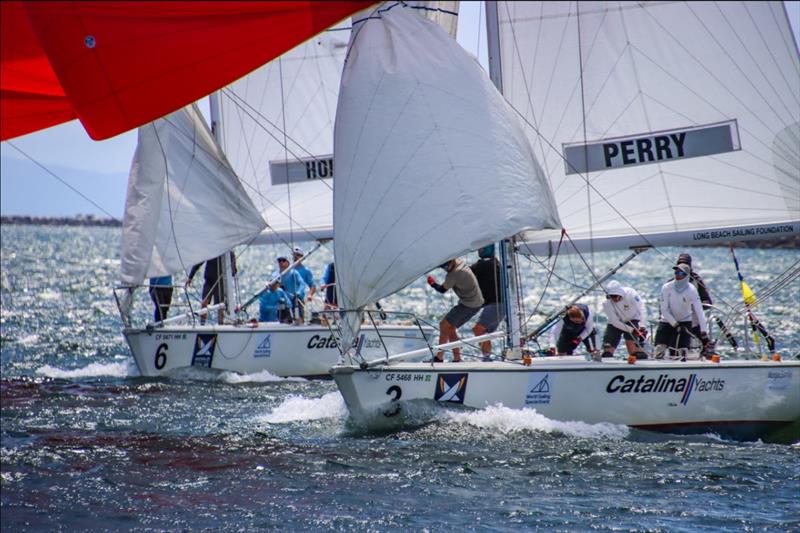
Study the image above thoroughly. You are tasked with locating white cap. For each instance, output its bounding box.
[292,246,304,256]
[605,280,625,297]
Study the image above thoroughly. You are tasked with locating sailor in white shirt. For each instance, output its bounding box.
[601,280,648,359]
[654,264,710,359]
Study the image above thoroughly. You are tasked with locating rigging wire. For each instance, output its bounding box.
[5,142,120,222]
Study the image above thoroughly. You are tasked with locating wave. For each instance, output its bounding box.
[219,370,306,384]
[445,403,629,440]
[36,359,138,379]
[258,392,347,424]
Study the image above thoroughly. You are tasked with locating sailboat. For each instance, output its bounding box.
[329,2,800,441]
[114,15,459,379]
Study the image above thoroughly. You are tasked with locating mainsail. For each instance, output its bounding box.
[495,1,800,253]
[217,2,460,245]
[217,22,352,244]
[120,105,266,286]
[333,3,560,350]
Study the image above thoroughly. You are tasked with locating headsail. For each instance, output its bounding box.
[333,3,560,350]
[120,105,266,286]
[495,1,800,253]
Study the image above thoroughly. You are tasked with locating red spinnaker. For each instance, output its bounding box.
[1,1,371,141]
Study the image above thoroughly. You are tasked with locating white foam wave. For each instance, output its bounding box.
[446,404,629,440]
[259,392,346,424]
[38,290,60,301]
[36,359,138,379]
[18,334,40,346]
[219,370,305,384]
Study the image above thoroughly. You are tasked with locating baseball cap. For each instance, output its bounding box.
[676,253,692,266]
[292,246,304,256]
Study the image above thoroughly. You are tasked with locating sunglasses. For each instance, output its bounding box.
[675,271,687,278]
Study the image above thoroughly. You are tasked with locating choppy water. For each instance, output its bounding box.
[2,225,799,531]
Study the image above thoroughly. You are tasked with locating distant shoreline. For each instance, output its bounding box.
[1,215,121,227]
[0,216,796,248]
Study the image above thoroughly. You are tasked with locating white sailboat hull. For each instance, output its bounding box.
[332,358,800,441]
[125,324,434,378]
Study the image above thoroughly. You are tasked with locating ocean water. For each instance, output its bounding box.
[1,225,799,532]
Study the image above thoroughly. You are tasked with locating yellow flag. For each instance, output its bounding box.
[740,281,757,306]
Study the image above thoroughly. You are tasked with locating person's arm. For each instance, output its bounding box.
[304,269,317,299]
[426,275,447,294]
[186,263,202,286]
[295,271,307,296]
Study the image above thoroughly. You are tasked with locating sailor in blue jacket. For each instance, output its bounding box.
[274,256,307,324]
[292,247,317,303]
[259,279,290,322]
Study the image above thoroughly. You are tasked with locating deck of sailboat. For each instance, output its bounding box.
[339,356,800,373]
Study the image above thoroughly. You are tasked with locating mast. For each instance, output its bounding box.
[208,91,237,319]
[485,0,520,350]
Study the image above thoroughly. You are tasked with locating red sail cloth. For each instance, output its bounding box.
[1,1,370,141]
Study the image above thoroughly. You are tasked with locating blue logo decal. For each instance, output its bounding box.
[254,334,272,358]
[434,373,468,404]
[525,373,552,405]
[192,334,216,368]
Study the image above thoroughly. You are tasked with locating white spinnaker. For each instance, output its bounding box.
[120,104,266,285]
[496,1,800,253]
[333,4,560,351]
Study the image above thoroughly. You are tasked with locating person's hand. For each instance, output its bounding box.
[670,321,678,329]
[571,337,581,346]
[306,294,313,302]
[427,276,436,286]
[700,332,710,346]
[632,327,647,340]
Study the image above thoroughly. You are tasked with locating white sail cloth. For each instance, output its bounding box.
[218,4,459,245]
[496,1,800,253]
[333,4,560,350]
[120,104,266,285]
[217,23,351,244]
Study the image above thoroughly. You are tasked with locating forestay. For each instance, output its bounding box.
[495,1,800,253]
[333,3,560,351]
[120,105,266,285]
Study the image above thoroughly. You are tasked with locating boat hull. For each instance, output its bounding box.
[331,357,800,441]
[125,324,434,378]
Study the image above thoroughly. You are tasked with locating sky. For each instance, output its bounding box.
[0,1,797,218]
